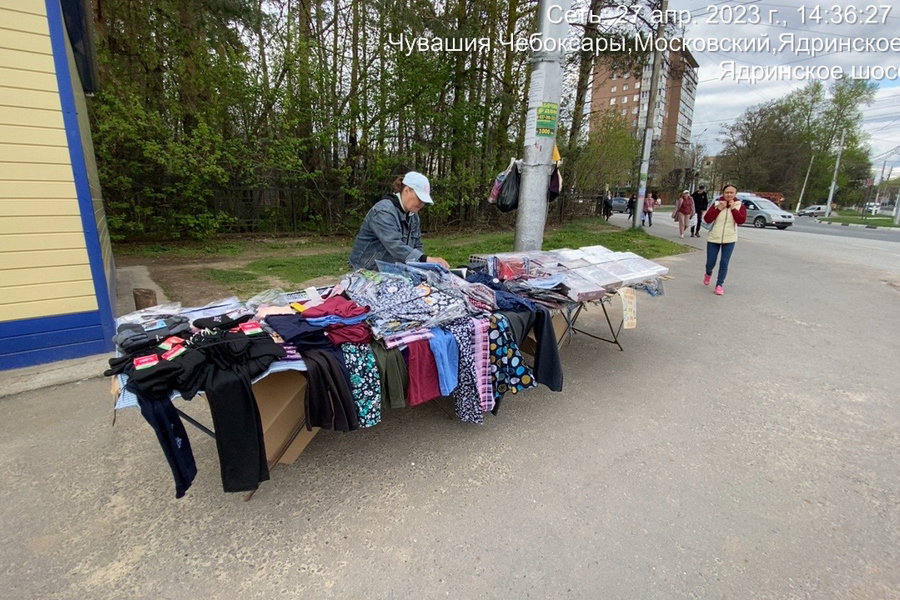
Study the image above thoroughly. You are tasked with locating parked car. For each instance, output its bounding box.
[611,197,628,213]
[797,204,826,217]
[737,194,794,229]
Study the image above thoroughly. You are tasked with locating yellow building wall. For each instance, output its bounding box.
[0,2,98,322]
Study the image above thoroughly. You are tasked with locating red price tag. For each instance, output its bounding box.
[162,345,186,361]
[133,355,159,370]
[158,336,185,350]
[239,321,264,336]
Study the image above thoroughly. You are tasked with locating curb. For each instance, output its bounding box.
[0,354,111,399]
[813,218,900,231]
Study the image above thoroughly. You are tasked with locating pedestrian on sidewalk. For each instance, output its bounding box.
[673,190,695,238]
[690,186,709,237]
[627,193,637,219]
[603,192,613,221]
[702,184,747,295]
[642,192,656,227]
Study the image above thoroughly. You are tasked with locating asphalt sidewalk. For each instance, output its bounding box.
[2,219,898,598]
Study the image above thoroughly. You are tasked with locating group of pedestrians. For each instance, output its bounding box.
[672,186,709,239]
[599,184,745,296]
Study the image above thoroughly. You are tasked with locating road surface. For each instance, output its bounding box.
[1,217,898,599]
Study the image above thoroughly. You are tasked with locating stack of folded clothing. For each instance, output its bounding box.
[302,296,371,344]
[112,316,191,352]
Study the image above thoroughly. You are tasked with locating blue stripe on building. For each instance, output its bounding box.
[0,1,116,371]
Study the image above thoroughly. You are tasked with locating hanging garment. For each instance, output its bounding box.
[120,352,197,499]
[404,339,443,407]
[470,317,494,412]
[129,383,197,499]
[498,310,536,348]
[532,306,564,392]
[499,308,562,392]
[444,318,482,424]
[488,313,536,415]
[302,349,359,432]
[369,339,409,409]
[341,343,382,427]
[428,327,459,397]
[175,330,286,493]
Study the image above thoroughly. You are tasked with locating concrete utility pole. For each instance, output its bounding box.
[514,0,572,251]
[824,129,845,218]
[635,0,668,229]
[795,154,814,214]
[894,185,900,225]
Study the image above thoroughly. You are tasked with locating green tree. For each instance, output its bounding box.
[719,78,875,206]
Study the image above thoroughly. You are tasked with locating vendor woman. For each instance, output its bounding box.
[349,171,450,270]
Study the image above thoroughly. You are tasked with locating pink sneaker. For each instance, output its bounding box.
[715,285,724,295]
[703,274,711,286]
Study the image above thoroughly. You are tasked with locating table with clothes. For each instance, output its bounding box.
[106,247,667,499]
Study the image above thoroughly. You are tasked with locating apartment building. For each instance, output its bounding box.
[591,45,699,148]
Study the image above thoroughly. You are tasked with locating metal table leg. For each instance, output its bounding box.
[570,299,625,351]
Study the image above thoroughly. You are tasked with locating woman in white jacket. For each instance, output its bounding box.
[702,184,748,295]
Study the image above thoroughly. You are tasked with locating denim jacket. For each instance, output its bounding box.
[348,193,424,270]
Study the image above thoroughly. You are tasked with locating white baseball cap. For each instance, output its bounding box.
[402,171,433,204]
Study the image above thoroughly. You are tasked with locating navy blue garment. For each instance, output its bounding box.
[266,314,354,394]
[266,315,335,351]
[494,289,538,312]
[465,271,500,289]
[465,272,538,312]
[128,382,197,499]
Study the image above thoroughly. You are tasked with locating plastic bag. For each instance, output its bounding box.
[115,302,182,326]
[245,288,286,311]
[497,162,521,212]
[489,157,517,204]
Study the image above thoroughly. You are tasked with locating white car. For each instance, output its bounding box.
[736,194,794,230]
[797,205,826,217]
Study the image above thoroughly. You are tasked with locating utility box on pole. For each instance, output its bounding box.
[514,0,571,251]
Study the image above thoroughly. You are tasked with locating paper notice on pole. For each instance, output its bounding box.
[524,107,537,146]
[528,70,545,108]
[536,102,558,137]
[619,287,637,329]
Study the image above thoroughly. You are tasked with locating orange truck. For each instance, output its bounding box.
[753,191,785,206]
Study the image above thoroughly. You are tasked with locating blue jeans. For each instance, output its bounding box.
[706,242,735,286]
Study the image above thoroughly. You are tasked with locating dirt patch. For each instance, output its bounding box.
[137,260,341,306]
[115,237,351,305]
[150,264,237,306]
